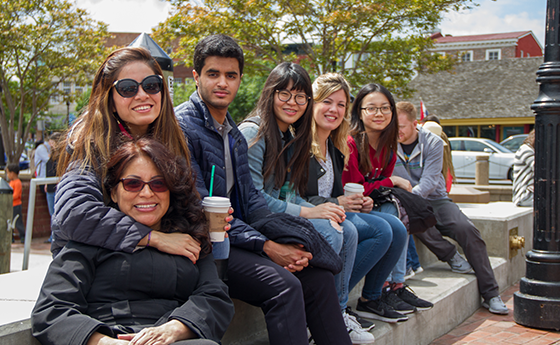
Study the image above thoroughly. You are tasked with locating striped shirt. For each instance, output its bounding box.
[512,144,534,207]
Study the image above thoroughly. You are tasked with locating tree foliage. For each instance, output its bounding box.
[0,0,108,164]
[154,0,471,97]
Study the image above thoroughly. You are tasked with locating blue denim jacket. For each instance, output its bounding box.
[238,120,315,216]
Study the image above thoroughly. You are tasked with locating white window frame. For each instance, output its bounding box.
[486,49,501,60]
[460,50,473,62]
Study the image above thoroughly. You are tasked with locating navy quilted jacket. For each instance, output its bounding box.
[175,92,270,252]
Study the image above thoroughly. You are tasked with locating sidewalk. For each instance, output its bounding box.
[10,236,53,273]
[432,283,560,344]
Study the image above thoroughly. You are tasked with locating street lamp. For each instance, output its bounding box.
[513,0,560,330]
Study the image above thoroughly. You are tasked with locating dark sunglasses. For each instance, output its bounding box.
[113,75,163,98]
[120,178,168,193]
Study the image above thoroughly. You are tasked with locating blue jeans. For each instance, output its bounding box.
[407,235,421,270]
[347,211,407,300]
[211,237,230,260]
[370,203,409,285]
[309,218,357,311]
[46,191,56,216]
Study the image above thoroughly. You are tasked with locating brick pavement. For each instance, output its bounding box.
[431,283,560,344]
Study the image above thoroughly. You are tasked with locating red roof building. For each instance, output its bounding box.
[430,31,543,62]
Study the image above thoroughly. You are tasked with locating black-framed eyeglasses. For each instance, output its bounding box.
[120,178,168,193]
[113,75,163,98]
[361,106,392,115]
[276,89,310,105]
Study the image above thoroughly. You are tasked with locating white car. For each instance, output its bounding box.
[448,138,515,180]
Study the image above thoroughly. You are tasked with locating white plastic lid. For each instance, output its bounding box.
[344,183,365,192]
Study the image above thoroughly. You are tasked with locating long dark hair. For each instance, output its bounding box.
[58,47,190,179]
[104,138,211,256]
[349,83,398,175]
[245,62,313,195]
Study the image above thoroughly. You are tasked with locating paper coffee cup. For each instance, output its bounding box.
[344,183,365,197]
[202,196,231,242]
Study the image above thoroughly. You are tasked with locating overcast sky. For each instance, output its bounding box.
[75,0,547,48]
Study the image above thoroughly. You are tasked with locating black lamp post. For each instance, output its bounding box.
[513,0,560,330]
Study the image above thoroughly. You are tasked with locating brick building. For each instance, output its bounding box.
[430,31,543,62]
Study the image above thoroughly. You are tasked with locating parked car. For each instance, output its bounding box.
[500,134,528,153]
[449,138,515,180]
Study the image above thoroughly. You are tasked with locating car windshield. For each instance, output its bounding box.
[482,139,512,153]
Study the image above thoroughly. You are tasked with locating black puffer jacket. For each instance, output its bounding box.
[175,91,271,253]
[51,164,152,256]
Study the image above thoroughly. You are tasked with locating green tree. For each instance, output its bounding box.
[0,0,108,165]
[154,0,469,96]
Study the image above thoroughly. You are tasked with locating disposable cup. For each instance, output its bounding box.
[202,196,231,242]
[344,183,365,197]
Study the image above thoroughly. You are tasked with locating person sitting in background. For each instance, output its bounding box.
[513,129,535,207]
[31,138,234,345]
[405,117,456,279]
[393,101,508,315]
[6,163,25,243]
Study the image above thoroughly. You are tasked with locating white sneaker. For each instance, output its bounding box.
[404,267,415,280]
[343,311,375,344]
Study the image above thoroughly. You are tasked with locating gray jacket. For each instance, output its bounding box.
[393,126,448,200]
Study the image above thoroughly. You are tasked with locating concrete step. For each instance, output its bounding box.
[222,256,508,345]
[0,253,511,345]
[357,256,508,345]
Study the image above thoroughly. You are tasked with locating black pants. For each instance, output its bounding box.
[172,340,217,345]
[226,246,351,345]
[414,198,500,300]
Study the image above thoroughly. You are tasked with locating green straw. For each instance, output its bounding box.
[209,165,216,197]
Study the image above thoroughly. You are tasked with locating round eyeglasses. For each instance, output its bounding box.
[120,178,168,193]
[276,90,310,105]
[361,106,392,116]
[113,75,163,98]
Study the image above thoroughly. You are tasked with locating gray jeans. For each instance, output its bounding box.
[414,198,500,300]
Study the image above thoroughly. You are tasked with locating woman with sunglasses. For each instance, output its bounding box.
[341,83,432,321]
[305,73,407,329]
[239,62,356,345]
[32,138,234,345]
[52,47,227,264]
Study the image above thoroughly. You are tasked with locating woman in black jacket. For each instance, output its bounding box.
[31,138,234,345]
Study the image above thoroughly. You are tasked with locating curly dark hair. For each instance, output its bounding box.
[104,138,211,255]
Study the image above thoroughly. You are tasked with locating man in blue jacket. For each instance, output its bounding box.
[174,34,351,345]
[392,101,508,315]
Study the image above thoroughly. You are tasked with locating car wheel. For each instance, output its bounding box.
[508,167,513,181]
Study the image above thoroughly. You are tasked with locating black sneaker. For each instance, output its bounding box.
[346,307,375,331]
[355,297,408,323]
[394,285,433,311]
[382,285,416,314]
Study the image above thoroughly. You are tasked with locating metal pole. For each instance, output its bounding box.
[513,0,560,330]
[22,177,58,270]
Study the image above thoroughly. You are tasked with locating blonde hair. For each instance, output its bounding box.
[311,73,352,166]
[396,101,417,122]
